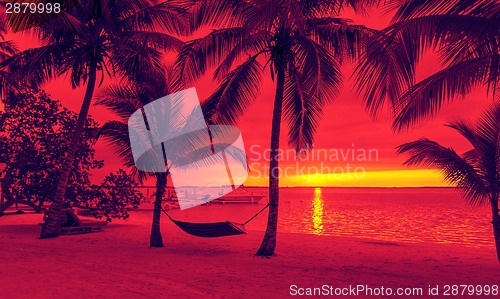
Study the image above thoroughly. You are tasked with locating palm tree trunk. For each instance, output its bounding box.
[150,172,167,247]
[0,172,13,214]
[491,192,500,262]
[40,62,98,239]
[256,66,285,256]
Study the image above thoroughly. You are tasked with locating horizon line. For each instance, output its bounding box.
[134,185,455,189]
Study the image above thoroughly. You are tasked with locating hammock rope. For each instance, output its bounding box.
[242,203,270,225]
[160,203,270,238]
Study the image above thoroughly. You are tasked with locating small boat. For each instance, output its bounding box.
[211,188,265,204]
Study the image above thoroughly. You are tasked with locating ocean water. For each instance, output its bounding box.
[166,187,493,248]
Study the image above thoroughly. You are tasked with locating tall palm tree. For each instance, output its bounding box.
[2,0,189,238]
[95,74,247,247]
[177,0,377,256]
[356,0,500,130]
[397,103,499,261]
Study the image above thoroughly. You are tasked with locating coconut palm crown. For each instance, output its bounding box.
[177,0,378,256]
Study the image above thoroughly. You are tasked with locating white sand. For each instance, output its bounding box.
[0,212,498,298]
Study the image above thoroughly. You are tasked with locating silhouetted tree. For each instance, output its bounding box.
[0,89,142,218]
[357,0,500,130]
[3,0,189,238]
[95,74,179,247]
[96,70,246,247]
[177,0,377,256]
[397,103,500,261]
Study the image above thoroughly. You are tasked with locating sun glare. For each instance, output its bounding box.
[311,188,324,236]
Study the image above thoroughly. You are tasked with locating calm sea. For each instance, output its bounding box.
[166,187,493,248]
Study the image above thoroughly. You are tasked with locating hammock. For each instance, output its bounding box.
[161,204,269,238]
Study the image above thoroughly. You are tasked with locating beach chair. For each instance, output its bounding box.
[39,209,108,235]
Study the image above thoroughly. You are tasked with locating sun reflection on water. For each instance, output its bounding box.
[312,188,324,235]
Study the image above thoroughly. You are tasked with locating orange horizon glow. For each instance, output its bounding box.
[243,169,449,187]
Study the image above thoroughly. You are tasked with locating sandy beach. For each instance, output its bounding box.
[0,211,498,298]
[1,0,499,298]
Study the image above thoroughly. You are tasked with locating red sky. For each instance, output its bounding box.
[5,6,493,187]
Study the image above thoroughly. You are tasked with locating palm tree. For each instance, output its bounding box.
[356,0,500,130]
[95,74,247,247]
[397,103,499,261]
[177,0,377,256]
[95,74,179,247]
[2,0,189,238]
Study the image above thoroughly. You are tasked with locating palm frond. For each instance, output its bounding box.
[397,138,489,205]
[283,69,323,150]
[357,12,499,122]
[245,0,289,32]
[281,36,341,149]
[388,0,496,22]
[354,31,415,117]
[299,0,346,16]
[0,40,18,61]
[175,27,247,84]
[3,43,68,87]
[202,55,263,124]
[191,0,249,28]
[213,30,267,80]
[307,17,377,61]
[165,125,247,169]
[173,142,247,171]
[393,54,500,131]
[470,103,500,192]
[437,19,499,68]
[293,35,342,103]
[119,0,192,35]
[300,0,378,17]
[97,120,147,183]
[109,37,165,85]
[98,120,135,169]
[122,31,184,52]
[0,12,8,34]
[385,14,499,68]
[35,11,87,40]
[446,120,480,151]
[94,85,145,121]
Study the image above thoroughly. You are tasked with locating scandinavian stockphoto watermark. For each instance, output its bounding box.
[127,88,380,207]
[247,144,380,182]
[127,88,249,210]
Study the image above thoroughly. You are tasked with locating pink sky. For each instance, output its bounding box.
[5,6,493,187]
